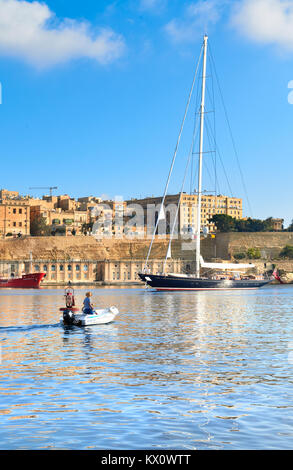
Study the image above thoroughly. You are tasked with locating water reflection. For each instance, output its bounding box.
[0,286,292,449]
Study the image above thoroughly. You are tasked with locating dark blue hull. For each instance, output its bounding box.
[138,273,271,290]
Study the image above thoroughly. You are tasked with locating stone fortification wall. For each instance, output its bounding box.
[0,233,293,282]
[0,232,292,265]
[213,232,293,261]
[0,236,197,262]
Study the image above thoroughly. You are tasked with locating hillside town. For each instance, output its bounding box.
[0,187,291,286]
[0,188,285,239]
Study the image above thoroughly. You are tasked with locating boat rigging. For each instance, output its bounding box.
[138,35,271,291]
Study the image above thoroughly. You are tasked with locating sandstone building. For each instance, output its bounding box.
[0,189,30,237]
[126,193,243,234]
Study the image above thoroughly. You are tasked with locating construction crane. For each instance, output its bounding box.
[29,186,58,197]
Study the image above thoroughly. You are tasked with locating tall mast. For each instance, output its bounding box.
[195,34,208,278]
[143,43,203,273]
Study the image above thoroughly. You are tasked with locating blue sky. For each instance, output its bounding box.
[0,0,293,226]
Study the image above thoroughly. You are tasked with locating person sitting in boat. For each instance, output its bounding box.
[83,292,94,315]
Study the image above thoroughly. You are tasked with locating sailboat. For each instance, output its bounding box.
[138,35,271,291]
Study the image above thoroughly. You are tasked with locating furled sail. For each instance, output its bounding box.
[199,256,254,270]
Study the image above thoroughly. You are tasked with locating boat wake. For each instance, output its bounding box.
[0,323,60,333]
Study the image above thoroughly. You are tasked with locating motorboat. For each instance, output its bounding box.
[60,306,119,326]
[59,286,119,326]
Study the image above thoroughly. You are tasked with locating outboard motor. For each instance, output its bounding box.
[63,309,75,325]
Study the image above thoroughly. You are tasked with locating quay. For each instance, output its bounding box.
[0,232,293,285]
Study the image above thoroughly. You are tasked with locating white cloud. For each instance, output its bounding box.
[165,1,224,44]
[0,0,125,68]
[231,0,293,52]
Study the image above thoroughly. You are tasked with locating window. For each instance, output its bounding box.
[83,264,88,272]
[68,265,72,271]
[43,265,47,272]
[19,209,22,214]
[51,265,56,272]
[34,265,40,272]
[13,209,16,214]
[60,265,64,271]
[76,264,80,271]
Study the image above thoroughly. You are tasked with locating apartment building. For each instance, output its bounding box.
[0,202,30,237]
[127,193,243,234]
[0,189,30,237]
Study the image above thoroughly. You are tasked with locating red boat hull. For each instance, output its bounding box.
[0,273,46,288]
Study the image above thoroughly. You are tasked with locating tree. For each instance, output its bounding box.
[237,218,266,232]
[209,214,236,232]
[30,215,51,236]
[210,214,284,233]
[263,217,275,231]
[233,219,248,232]
[279,245,293,259]
[287,220,293,232]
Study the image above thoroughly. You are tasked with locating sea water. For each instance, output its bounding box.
[0,286,292,450]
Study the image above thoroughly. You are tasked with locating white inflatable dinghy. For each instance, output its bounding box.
[60,286,119,326]
[60,306,119,326]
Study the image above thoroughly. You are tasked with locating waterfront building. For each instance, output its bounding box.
[28,194,90,235]
[127,193,243,234]
[1,189,286,239]
[77,196,102,212]
[90,199,129,237]
[0,189,20,200]
[30,205,88,235]
[0,258,191,285]
[57,195,77,212]
[0,190,30,237]
[271,218,284,231]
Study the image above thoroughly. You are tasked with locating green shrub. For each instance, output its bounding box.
[234,252,246,260]
[246,247,261,259]
[279,245,293,259]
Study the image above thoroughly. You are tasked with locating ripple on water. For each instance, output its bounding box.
[0,286,292,449]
